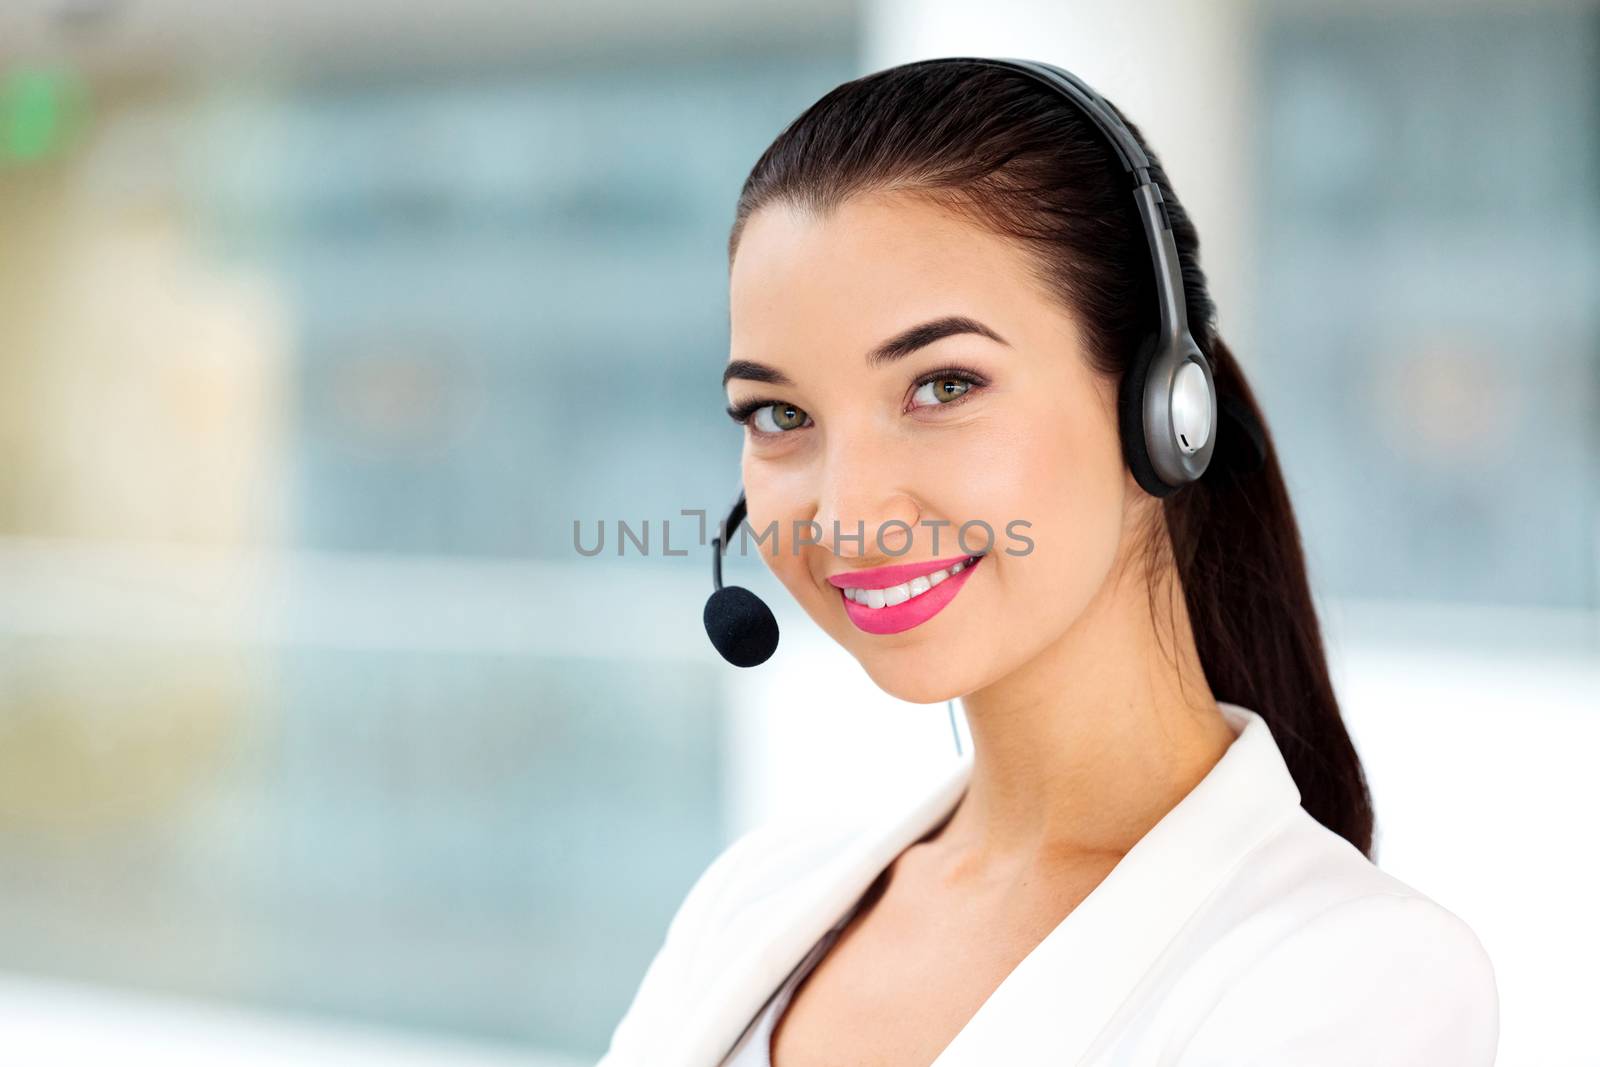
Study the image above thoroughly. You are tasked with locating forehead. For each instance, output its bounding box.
[729,192,1054,354]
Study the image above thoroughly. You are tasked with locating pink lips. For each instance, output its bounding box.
[828,553,984,636]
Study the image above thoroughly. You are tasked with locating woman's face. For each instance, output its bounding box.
[725,191,1146,704]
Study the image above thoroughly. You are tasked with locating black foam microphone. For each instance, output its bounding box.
[703,488,779,667]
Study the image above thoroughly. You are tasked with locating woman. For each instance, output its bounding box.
[599,57,1498,1066]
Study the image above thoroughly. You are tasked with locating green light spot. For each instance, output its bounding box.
[1,68,87,164]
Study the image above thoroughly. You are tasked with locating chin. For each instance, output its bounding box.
[855,656,973,707]
[799,590,989,703]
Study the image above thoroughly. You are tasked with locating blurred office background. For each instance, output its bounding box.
[0,0,1594,1064]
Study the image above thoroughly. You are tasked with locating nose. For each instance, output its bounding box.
[811,463,922,561]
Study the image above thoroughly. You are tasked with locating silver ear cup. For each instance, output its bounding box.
[1142,338,1217,488]
[1171,359,1214,455]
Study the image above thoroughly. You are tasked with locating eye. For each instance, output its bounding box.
[753,402,810,434]
[909,368,984,410]
[726,398,812,438]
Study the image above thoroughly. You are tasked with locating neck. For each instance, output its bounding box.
[929,562,1236,880]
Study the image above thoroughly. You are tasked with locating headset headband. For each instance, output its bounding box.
[909,57,1191,349]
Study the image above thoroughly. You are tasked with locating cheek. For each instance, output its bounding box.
[939,396,1122,549]
[961,397,1128,632]
[740,459,817,592]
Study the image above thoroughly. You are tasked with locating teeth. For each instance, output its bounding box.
[843,556,980,609]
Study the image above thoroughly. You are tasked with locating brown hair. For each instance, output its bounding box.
[726,60,1374,858]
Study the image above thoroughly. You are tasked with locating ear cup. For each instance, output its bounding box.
[1117,331,1182,499]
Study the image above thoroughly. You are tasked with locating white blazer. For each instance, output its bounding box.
[597,702,1499,1066]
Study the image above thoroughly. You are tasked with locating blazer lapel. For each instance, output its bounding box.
[930,703,1303,1065]
[666,702,1301,1067]
[668,755,975,1067]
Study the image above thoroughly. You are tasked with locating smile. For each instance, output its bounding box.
[827,553,985,636]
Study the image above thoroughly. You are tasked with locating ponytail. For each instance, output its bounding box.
[1168,336,1374,857]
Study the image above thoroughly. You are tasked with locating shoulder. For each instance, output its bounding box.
[595,812,857,1066]
[1179,811,1499,1065]
[682,812,857,928]
[639,810,851,972]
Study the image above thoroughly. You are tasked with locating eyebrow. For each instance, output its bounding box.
[721,314,1008,390]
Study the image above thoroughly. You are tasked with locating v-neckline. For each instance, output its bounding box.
[678,702,1303,1067]
[763,798,962,1065]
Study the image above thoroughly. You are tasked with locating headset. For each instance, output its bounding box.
[702,56,1266,682]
